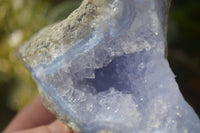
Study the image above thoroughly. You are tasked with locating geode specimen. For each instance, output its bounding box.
[17,0,200,133]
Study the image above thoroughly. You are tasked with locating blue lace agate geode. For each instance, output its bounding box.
[17,0,200,133]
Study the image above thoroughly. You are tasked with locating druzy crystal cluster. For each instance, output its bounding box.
[17,0,200,133]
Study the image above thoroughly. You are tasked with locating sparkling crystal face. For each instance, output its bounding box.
[17,0,200,133]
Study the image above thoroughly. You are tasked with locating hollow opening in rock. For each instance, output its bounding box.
[74,52,147,95]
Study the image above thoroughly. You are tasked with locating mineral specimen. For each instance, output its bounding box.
[16,0,200,133]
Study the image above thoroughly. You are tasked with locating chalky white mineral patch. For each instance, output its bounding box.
[17,0,200,133]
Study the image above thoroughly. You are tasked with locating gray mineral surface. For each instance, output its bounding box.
[17,0,200,133]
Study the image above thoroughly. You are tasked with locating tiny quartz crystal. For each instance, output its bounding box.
[17,0,200,133]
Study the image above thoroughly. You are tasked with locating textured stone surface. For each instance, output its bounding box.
[17,0,200,133]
